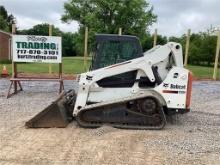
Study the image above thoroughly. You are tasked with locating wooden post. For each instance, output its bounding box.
[213,31,220,80]
[59,63,62,78]
[12,24,16,34]
[119,28,122,35]
[59,63,64,93]
[11,24,18,93]
[153,29,157,47]
[84,27,88,71]
[49,25,52,74]
[184,29,191,67]
[12,24,16,78]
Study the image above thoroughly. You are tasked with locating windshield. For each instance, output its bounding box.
[92,40,139,69]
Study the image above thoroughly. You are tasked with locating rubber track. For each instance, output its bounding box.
[75,96,166,130]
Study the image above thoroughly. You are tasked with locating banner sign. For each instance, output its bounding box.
[12,35,62,63]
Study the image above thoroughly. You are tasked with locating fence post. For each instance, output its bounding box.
[184,29,191,67]
[11,24,18,93]
[153,29,157,47]
[12,24,16,78]
[84,27,88,71]
[49,25,52,74]
[213,31,220,80]
[119,28,122,35]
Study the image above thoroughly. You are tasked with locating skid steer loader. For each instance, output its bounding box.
[26,34,193,130]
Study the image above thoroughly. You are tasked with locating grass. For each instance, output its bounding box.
[186,65,220,79]
[0,57,220,79]
[0,57,91,75]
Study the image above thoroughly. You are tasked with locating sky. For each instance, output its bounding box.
[0,0,220,37]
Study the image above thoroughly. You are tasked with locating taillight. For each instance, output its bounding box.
[186,72,193,109]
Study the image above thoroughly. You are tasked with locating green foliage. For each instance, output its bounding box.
[187,33,216,66]
[0,6,8,20]
[169,31,217,66]
[62,0,157,55]
[17,23,78,56]
[0,6,16,32]
[0,15,8,31]
[18,23,62,36]
[142,34,167,51]
[62,32,78,56]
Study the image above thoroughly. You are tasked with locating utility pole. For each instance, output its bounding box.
[49,25,52,74]
[153,29,157,47]
[12,24,17,93]
[184,29,191,67]
[213,31,220,80]
[84,27,88,71]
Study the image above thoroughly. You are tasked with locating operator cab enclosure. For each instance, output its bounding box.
[91,34,143,87]
[91,34,143,70]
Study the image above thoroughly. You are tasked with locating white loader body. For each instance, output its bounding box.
[74,42,192,116]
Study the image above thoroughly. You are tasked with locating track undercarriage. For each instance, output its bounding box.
[74,91,166,130]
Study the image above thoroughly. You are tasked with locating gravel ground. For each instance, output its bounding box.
[0,79,219,165]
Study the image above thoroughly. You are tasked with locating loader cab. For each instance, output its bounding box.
[91,34,143,87]
[91,34,143,70]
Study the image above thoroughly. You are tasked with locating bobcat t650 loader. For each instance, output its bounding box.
[26,34,193,130]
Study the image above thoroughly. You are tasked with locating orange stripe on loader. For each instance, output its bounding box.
[186,72,193,109]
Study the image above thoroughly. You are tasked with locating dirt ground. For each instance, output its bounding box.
[0,79,219,165]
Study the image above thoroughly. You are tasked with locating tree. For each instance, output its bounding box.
[168,31,217,66]
[142,34,167,51]
[18,23,62,36]
[0,15,8,31]
[62,32,78,56]
[0,6,16,32]
[0,6,8,20]
[7,14,16,30]
[199,33,216,66]
[61,0,157,55]
[18,23,78,56]
[157,35,167,45]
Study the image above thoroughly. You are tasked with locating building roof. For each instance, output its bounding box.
[0,30,12,37]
